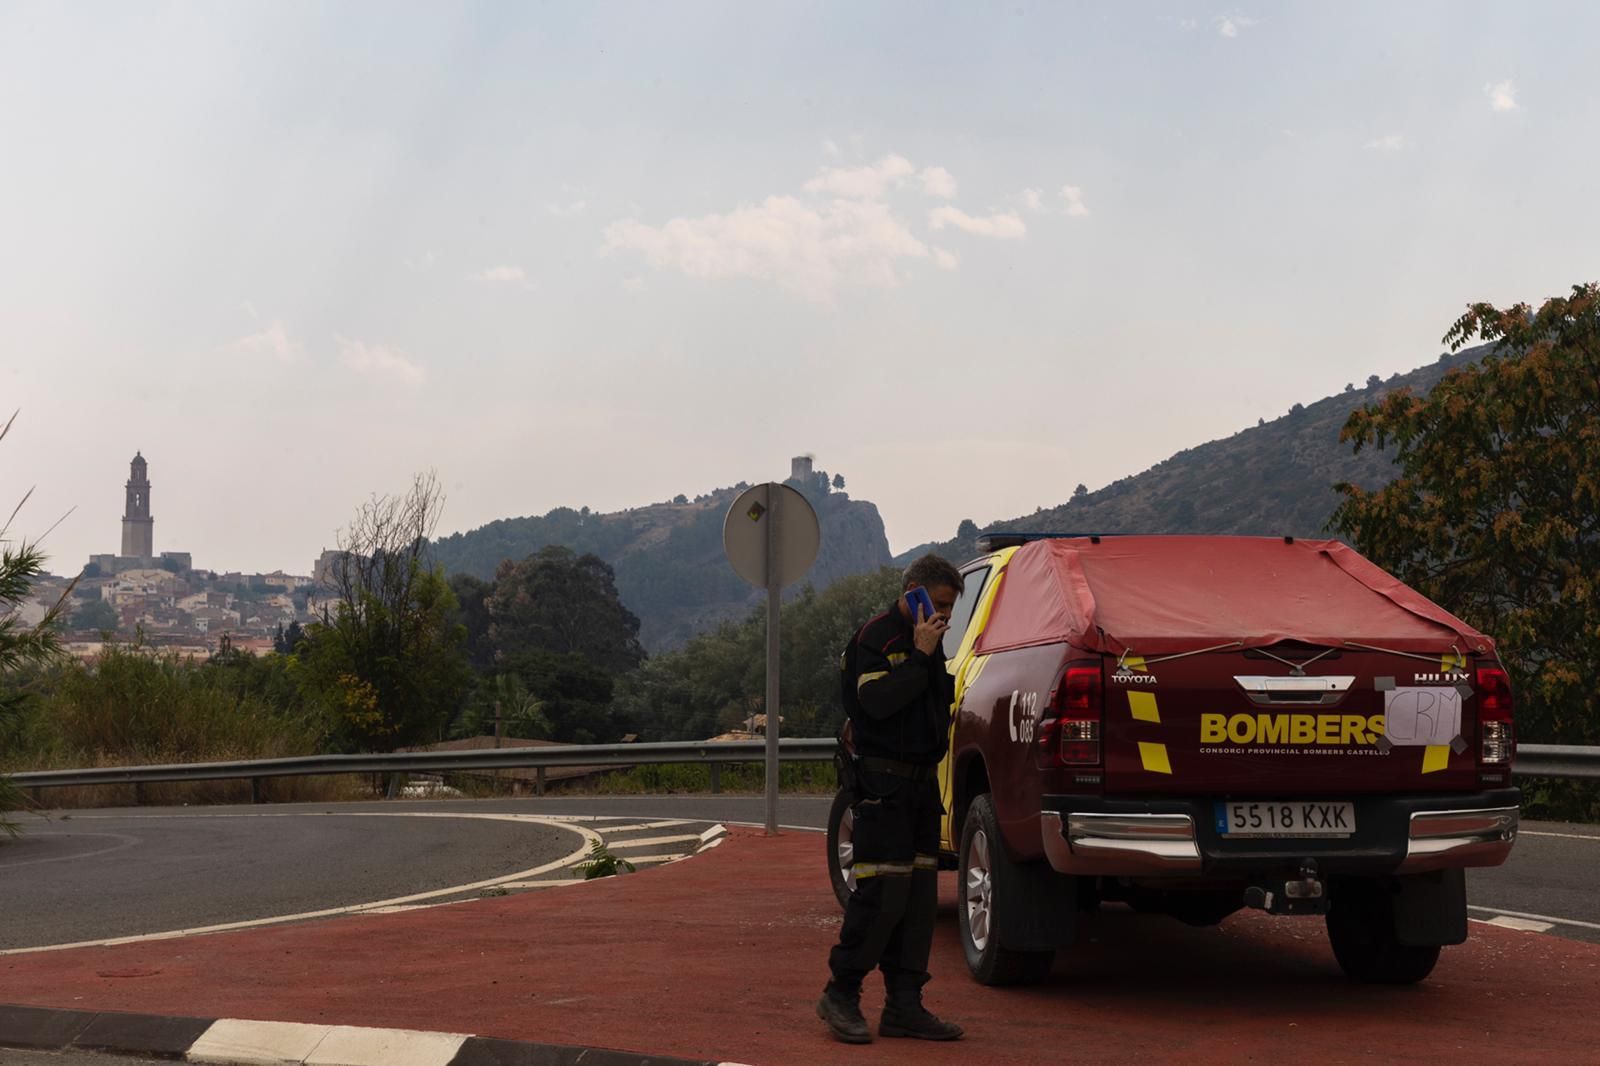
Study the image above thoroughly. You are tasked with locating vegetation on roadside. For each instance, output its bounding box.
[573,837,636,879]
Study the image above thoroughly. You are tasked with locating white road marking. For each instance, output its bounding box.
[700,824,729,843]
[613,852,690,864]
[606,833,702,849]
[187,1018,332,1064]
[1479,915,1555,933]
[498,878,588,889]
[583,819,694,832]
[1520,829,1600,842]
[0,814,601,956]
[1468,905,1600,932]
[303,1024,468,1066]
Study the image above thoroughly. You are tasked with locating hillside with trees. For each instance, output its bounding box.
[900,343,1495,564]
[431,463,892,651]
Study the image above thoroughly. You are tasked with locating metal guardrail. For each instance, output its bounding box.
[4,740,1595,791]
[5,738,840,791]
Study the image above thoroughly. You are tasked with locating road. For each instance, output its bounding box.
[2,795,1594,952]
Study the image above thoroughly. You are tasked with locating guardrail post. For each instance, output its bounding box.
[709,762,722,794]
[29,786,42,808]
[250,777,264,804]
[536,766,546,797]
[133,782,145,806]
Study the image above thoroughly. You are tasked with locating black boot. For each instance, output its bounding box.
[880,999,964,1041]
[816,985,872,1044]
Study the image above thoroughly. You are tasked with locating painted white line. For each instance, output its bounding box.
[586,819,694,832]
[187,1018,333,1064]
[1520,830,1600,842]
[723,819,826,834]
[498,878,588,889]
[1467,904,1600,933]
[304,1024,468,1066]
[606,833,702,849]
[1480,915,1555,933]
[698,836,727,853]
[614,853,689,864]
[0,815,601,956]
[699,823,729,844]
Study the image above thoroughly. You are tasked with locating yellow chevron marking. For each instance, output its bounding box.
[1128,690,1161,724]
[1139,742,1173,775]
[1421,744,1451,774]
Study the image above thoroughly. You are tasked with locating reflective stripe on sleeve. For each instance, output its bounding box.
[913,855,939,871]
[857,670,889,691]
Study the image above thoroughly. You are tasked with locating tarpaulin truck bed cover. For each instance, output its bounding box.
[827,535,1520,987]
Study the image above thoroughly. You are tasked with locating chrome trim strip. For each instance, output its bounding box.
[1041,811,1202,876]
[1399,806,1519,873]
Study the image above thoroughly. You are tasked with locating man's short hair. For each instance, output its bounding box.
[903,554,964,595]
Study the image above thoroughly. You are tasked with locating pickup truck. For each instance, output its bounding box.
[827,534,1519,986]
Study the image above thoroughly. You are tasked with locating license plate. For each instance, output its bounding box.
[1215,801,1355,837]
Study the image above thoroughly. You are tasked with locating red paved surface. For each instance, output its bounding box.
[3,827,1598,1064]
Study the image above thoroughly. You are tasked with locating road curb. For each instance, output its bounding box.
[0,1004,739,1065]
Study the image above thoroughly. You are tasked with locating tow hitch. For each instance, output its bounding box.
[1243,860,1328,915]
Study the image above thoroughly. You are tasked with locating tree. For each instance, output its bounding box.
[832,474,845,491]
[1333,283,1600,747]
[446,573,494,670]
[1289,402,1305,416]
[956,519,980,542]
[299,472,470,752]
[486,546,644,676]
[273,620,306,655]
[80,561,102,578]
[69,599,119,633]
[1367,375,1382,389]
[1072,484,1088,501]
[2,416,70,835]
[673,494,688,505]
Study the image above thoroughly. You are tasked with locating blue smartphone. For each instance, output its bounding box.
[905,587,935,621]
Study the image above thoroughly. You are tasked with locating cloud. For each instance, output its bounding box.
[823,138,840,158]
[932,247,959,271]
[1059,185,1090,217]
[231,321,304,363]
[470,265,529,284]
[604,195,932,302]
[337,337,425,388]
[547,200,587,217]
[1364,133,1405,151]
[928,206,1027,239]
[803,154,915,199]
[1486,79,1518,112]
[918,166,958,199]
[1214,11,1256,37]
[1020,188,1043,211]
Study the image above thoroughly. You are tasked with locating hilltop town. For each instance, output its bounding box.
[16,454,334,659]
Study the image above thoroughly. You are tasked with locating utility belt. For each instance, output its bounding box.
[855,755,938,782]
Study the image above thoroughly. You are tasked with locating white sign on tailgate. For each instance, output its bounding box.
[1384,686,1463,746]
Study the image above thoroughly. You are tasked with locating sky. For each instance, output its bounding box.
[3,1,1598,575]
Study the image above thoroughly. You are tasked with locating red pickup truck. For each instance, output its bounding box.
[828,534,1519,986]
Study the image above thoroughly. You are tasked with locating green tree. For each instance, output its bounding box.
[69,598,119,633]
[1333,283,1600,747]
[486,546,644,675]
[446,573,494,669]
[299,473,471,752]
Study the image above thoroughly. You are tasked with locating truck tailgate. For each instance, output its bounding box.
[1103,649,1483,796]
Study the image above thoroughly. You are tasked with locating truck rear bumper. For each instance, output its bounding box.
[1040,790,1520,878]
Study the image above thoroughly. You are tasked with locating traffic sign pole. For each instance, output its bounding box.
[764,483,781,835]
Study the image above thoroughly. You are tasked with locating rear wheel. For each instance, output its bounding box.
[1326,879,1441,984]
[826,788,856,911]
[958,794,1055,986]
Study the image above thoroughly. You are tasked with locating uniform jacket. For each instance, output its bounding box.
[840,599,956,766]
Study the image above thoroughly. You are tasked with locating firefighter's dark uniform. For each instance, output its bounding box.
[827,600,954,1003]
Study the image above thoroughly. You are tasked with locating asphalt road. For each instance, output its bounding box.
[2,795,1594,954]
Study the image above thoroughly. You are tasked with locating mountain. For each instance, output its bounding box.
[897,344,1492,565]
[431,464,892,651]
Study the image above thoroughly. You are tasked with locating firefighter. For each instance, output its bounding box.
[817,554,965,1044]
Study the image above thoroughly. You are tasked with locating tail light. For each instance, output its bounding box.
[1037,661,1102,767]
[1476,665,1515,765]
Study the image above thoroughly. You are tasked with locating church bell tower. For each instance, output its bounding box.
[120,452,154,559]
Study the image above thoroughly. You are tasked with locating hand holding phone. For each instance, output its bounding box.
[905,586,936,621]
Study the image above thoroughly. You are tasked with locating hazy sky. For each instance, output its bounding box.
[4,2,1596,575]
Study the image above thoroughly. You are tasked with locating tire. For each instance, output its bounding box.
[826,787,856,911]
[1326,879,1442,984]
[957,794,1056,986]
